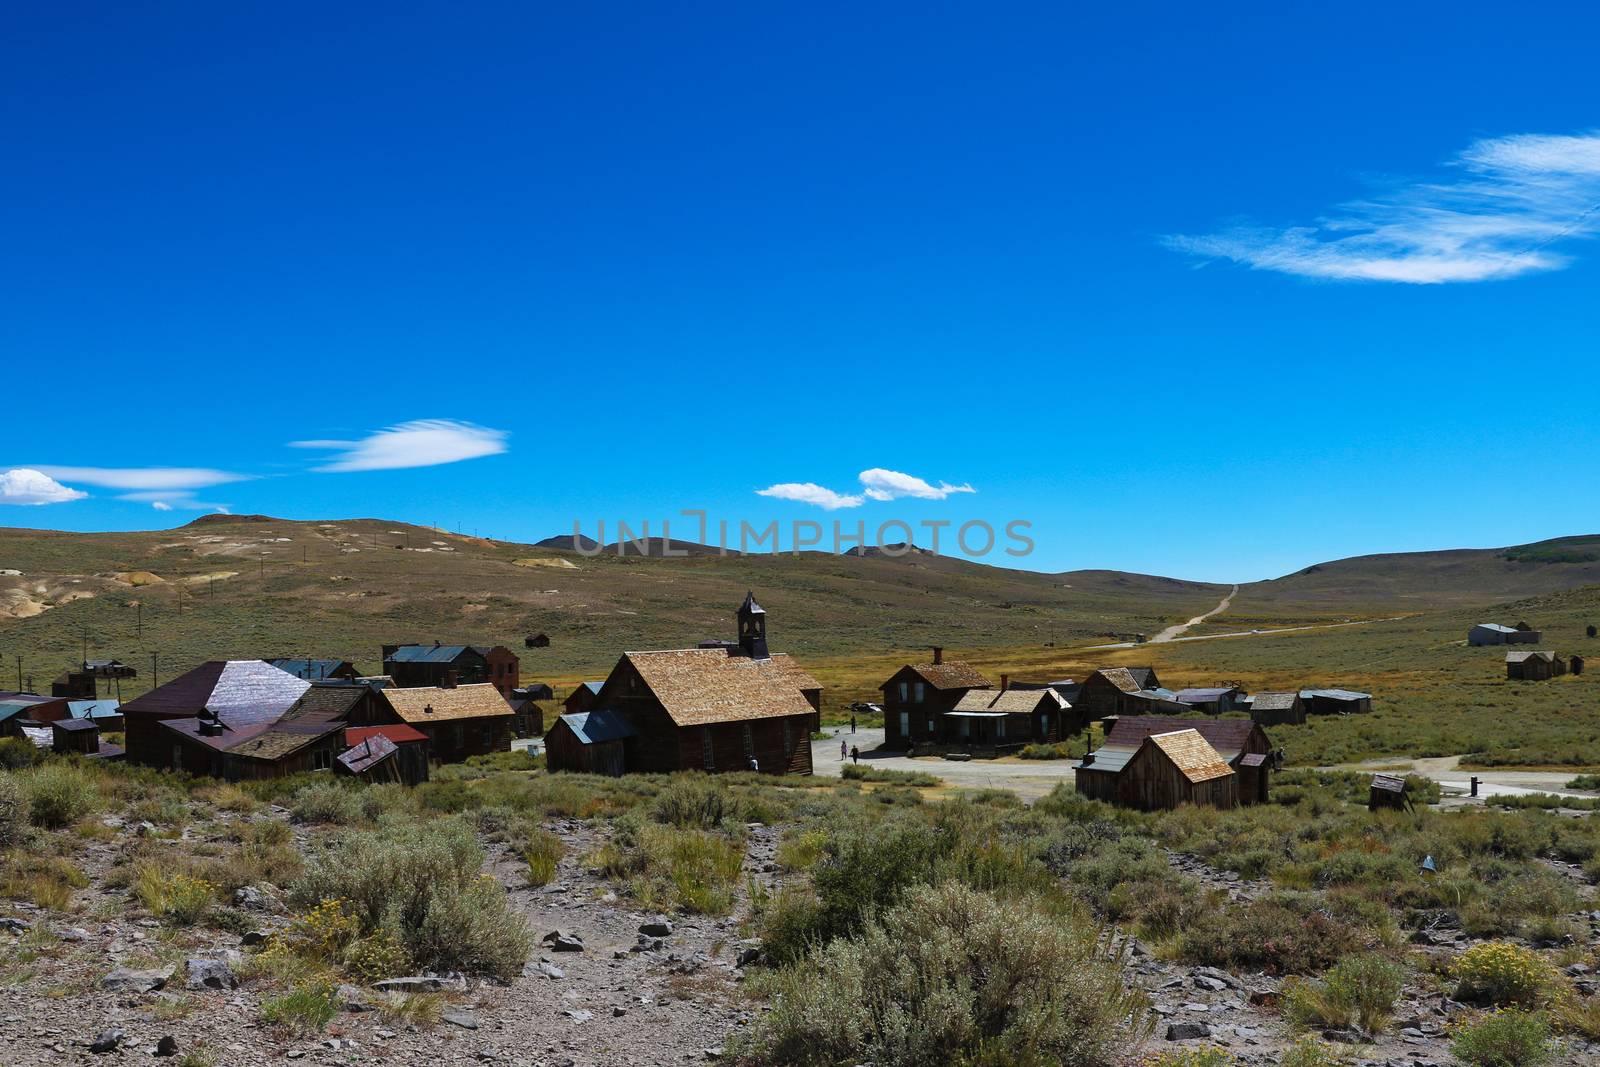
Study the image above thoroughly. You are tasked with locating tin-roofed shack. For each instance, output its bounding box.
[545,709,637,776]
[1074,667,1163,719]
[382,643,520,697]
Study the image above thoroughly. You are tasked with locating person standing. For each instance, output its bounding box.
[850,745,860,764]
[840,738,847,760]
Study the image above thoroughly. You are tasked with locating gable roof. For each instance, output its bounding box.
[277,683,374,725]
[383,684,514,723]
[1300,688,1372,701]
[558,709,637,745]
[622,649,819,727]
[52,717,99,733]
[989,688,1069,714]
[1090,667,1144,694]
[1146,729,1234,784]
[1104,715,1264,757]
[385,644,479,664]
[1249,691,1300,712]
[227,724,343,762]
[1506,650,1560,664]
[1474,623,1518,634]
[1174,687,1240,703]
[121,661,310,726]
[893,660,991,690]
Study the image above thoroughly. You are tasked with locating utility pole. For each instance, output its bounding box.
[136,601,143,641]
[151,652,158,691]
[210,578,216,601]
[15,656,21,692]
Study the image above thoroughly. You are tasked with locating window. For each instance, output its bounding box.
[701,727,714,770]
[913,682,925,703]
[898,682,908,702]
[782,721,792,757]
[996,719,1006,740]
[313,747,333,771]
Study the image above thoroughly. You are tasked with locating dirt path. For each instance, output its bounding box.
[1085,613,1409,651]
[1327,756,1600,806]
[1150,584,1238,643]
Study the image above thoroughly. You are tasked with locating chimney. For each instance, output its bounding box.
[932,646,943,665]
[1000,673,1009,692]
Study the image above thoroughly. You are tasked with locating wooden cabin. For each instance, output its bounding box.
[1074,667,1163,720]
[942,687,1072,750]
[545,709,636,776]
[0,693,71,738]
[117,661,312,768]
[525,633,551,649]
[1173,686,1245,714]
[563,681,604,718]
[1247,691,1306,726]
[1368,773,1413,812]
[269,658,361,682]
[1093,715,1275,804]
[879,648,992,749]
[1077,728,1238,811]
[381,684,515,763]
[382,643,521,697]
[1300,688,1373,715]
[1506,651,1568,681]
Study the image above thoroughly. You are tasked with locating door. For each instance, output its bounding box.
[898,711,910,744]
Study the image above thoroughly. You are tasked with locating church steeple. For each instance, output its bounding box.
[736,591,769,660]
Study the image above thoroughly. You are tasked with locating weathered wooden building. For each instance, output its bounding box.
[1074,667,1163,720]
[1506,650,1568,681]
[507,687,549,736]
[337,724,431,785]
[382,683,515,762]
[563,681,604,719]
[0,693,71,737]
[1368,773,1413,812]
[382,643,521,697]
[879,648,992,749]
[942,686,1072,750]
[1076,728,1239,811]
[1090,715,1276,804]
[1173,686,1246,714]
[545,709,636,776]
[1300,688,1373,715]
[119,661,313,768]
[269,658,361,682]
[1247,690,1306,726]
[67,699,124,731]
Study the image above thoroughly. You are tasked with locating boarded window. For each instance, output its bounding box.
[701,727,713,770]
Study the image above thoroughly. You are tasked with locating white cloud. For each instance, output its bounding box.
[756,468,975,510]
[151,501,173,511]
[292,419,509,472]
[858,468,976,502]
[0,468,89,506]
[756,483,866,510]
[1166,130,1600,283]
[30,466,247,490]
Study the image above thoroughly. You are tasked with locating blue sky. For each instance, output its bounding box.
[3,3,1599,582]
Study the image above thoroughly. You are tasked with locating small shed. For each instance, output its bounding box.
[1300,689,1373,715]
[545,709,636,776]
[1109,729,1238,811]
[342,725,430,785]
[1248,691,1305,726]
[1173,686,1245,714]
[1469,623,1518,646]
[52,718,104,755]
[1368,773,1413,812]
[1506,650,1568,681]
[525,633,551,649]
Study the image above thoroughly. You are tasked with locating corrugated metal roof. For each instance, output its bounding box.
[559,709,637,745]
[1076,745,1137,774]
[943,710,1008,719]
[1300,688,1372,701]
[121,661,310,726]
[1174,687,1238,703]
[1475,623,1517,634]
[269,658,353,680]
[346,724,428,746]
[67,699,122,720]
[386,645,474,664]
[338,733,398,774]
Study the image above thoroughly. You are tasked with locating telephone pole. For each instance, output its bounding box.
[151,652,158,690]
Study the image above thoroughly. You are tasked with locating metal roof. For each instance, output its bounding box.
[1474,623,1517,634]
[269,658,353,680]
[1076,745,1137,774]
[1300,688,1371,701]
[53,718,100,733]
[386,644,474,664]
[68,699,122,720]
[346,724,429,746]
[943,710,1008,718]
[338,733,398,774]
[1174,687,1238,703]
[559,709,637,745]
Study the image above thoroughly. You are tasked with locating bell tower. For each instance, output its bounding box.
[736,591,769,660]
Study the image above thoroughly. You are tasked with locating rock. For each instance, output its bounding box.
[613,1006,628,1017]
[1194,966,1239,989]
[1567,963,1592,977]
[0,918,30,933]
[1321,1027,1365,1044]
[632,936,665,953]
[184,957,239,991]
[101,967,169,993]
[1193,975,1228,992]
[59,927,90,942]
[735,947,760,968]
[240,930,270,947]
[1248,990,1279,1009]
[563,1009,593,1023]
[442,1011,479,1030]
[1165,1022,1211,1041]
[155,1035,179,1057]
[543,930,585,952]
[639,919,674,937]
[535,962,565,980]
[373,976,446,992]
[337,984,372,1012]
[89,1030,124,1054]
[232,885,285,913]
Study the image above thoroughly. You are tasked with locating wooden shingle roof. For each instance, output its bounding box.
[1093,667,1144,694]
[907,660,991,690]
[1105,715,1262,755]
[1147,729,1234,784]
[623,650,819,727]
[1250,691,1300,712]
[384,683,514,723]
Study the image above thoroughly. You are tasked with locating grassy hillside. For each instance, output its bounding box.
[0,515,1226,707]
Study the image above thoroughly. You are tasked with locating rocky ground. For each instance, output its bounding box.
[3,800,1599,1065]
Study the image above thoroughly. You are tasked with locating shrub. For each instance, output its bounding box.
[776,829,828,872]
[1181,897,1360,975]
[1452,942,1556,1007]
[1018,742,1072,760]
[260,981,340,1036]
[629,824,744,914]
[840,764,940,785]
[0,738,41,770]
[1550,992,1600,1040]
[1138,1049,1232,1067]
[290,781,364,825]
[0,855,88,909]
[291,817,532,979]
[1283,953,1404,1033]
[1450,1009,1551,1067]
[1277,1037,1343,1067]
[740,882,1147,1067]
[0,774,26,848]
[524,828,564,887]
[652,776,731,829]
[21,765,99,828]
[134,864,217,926]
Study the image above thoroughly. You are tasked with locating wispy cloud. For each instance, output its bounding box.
[756,483,865,510]
[150,501,173,511]
[859,468,975,502]
[0,468,88,506]
[291,419,509,473]
[29,466,248,490]
[1166,131,1600,283]
[756,468,975,510]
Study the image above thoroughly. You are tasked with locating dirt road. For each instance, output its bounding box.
[1327,756,1599,806]
[1151,584,1238,642]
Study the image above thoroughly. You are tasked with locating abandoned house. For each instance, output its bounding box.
[544,709,637,776]
[942,686,1072,751]
[507,687,548,737]
[119,660,312,769]
[0,693,70,737]
[1469,623,1541,647]
[550,594,821,776]
[268,658,361,682]
[382,684,515,762]
[1173,686,1246,714]
[1246,690,1306,726]
[1300,688,1373,715]
[1073,667,1164,720]
[52,718,121,759]
[337,724,431,785]
[879,648,992,748]
[563,681,604,719]
[1084,715,1277,805]
[1506,650,1568,681]
[1075,727,1239,811]
[525,633,551,649]
[382,643,521,697]
[1368,773,1413,812]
